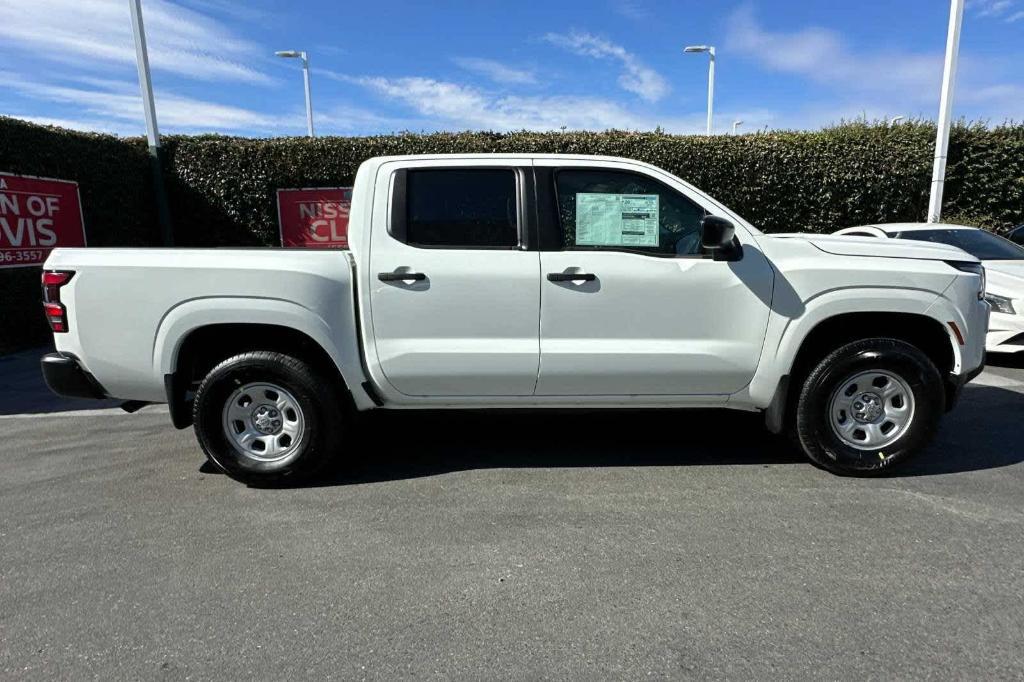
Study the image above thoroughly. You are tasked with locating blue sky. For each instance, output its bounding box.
[1,0,1022,137]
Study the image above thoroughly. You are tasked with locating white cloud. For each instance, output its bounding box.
[452,57,537,85]
[726,6,1024,126]
[969,0,1022,18]
[609,0,649,21]
[176,0,268,23]
[347,75,761,133]
[0,0,271,84]
[543,31,669,103]
[314,104,426,135]
[976,0,1014,15]
[2,72,288,134]
[726,6,943,99]
[7,115,137,136]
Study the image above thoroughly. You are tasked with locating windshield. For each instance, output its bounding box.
[895,229,1024,261]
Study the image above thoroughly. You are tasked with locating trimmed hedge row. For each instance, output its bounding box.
[160,122,1024,248]
[2,116,1023,353]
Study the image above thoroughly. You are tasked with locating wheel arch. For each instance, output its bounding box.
[763,310,958,433]
[155,298,367,428]
[788,311,955,385]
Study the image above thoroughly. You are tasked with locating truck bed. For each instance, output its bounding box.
[45,248,360,402]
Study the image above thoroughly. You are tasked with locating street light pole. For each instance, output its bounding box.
[684,45,716,134]
[301,54,314,137]
[890,115,905,126]
[928,0,964,223]
[128,0,173,246]
[276,50,315,137]
[706,47,715,135]
[732,120,743,135]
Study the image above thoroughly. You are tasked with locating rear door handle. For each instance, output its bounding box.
[378,271,426,282]
[547,272,596,282]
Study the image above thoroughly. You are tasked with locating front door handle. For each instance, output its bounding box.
[547,272,596,282]
[378,271,426,282]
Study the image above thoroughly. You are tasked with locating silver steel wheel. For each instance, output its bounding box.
[221,382,305,462]
[828,370,916,451]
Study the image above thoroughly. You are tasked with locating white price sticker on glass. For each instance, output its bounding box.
[575,193,659,247]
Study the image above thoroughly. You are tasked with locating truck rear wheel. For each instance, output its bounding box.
[793,338,944,475]
[192,351,342,485]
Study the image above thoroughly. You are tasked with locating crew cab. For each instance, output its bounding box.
[40,154,988,483]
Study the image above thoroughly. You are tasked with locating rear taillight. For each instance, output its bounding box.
[41,270,74,333]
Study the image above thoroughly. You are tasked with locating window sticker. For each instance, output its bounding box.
[575,193,659,247]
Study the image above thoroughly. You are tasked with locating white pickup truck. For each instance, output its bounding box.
[40,154,988,484]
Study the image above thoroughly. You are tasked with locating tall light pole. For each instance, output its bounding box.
[890,115,905,126]
[684,45,715,134]
[128,0,173,246]
[276,50,314,137]
[732,120,743,135]
[928,0,964,223]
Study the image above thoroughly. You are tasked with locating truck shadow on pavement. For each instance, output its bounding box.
[0,346,122,415]
[260,382,1023,487]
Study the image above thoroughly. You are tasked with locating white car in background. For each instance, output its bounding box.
[834,223,1024,353]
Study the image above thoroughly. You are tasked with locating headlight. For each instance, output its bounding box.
[947,261,986,300]
[985,293,1016,315]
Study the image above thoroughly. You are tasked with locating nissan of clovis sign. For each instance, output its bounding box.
[0,173,86,268]
[38,154,989,485]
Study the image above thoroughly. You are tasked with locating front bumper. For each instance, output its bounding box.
[41,352,109,400]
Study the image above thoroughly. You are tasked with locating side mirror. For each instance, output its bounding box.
[700,215,742,261]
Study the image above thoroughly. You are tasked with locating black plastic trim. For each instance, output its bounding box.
[547,272,596,282]
[361,380,385,406]
[40,352,108,400]
[346,253,383,407]
[711,239,744,262]
[764,374,790,434]
[389,168,408,243]
[378,271,426,282]
[534,167,561,251]
[164,372,192,429]
[944,359,987,412]
[520,167,537,251]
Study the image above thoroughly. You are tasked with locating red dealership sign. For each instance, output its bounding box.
[0,173,86,269]
[277,187,351,248]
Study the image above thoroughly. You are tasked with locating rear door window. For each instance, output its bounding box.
[402,169,519,248]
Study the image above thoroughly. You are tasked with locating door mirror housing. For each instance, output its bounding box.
[700,215,742,261]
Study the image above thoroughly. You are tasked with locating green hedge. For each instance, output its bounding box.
[159,122,1024,247]
[2,117,1023,353]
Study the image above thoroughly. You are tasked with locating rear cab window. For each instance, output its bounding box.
[391,168,520,249]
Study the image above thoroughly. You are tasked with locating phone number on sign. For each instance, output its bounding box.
[0,249,48,265]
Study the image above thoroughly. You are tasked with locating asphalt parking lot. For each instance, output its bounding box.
[2,349,1023,679]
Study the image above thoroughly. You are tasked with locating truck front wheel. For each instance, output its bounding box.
[192,351,342,485]
[794,338,944,475]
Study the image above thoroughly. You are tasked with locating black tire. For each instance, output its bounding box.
[192,351,343,485]
[793,338,944,476]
